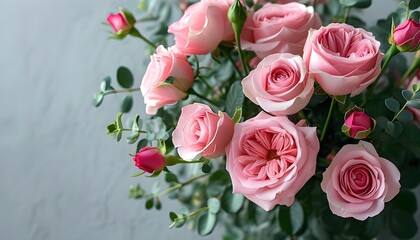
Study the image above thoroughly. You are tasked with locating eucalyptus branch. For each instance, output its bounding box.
[158,174,208,197]
[103,88,141,96]
[343,7,351,23]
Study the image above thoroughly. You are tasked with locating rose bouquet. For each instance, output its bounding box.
[94,0,420,239]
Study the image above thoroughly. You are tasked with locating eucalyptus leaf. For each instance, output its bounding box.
[208,198,221,214]
[396,109,414,123]
[340,0,371,8]
[385,98,400,113]
[197,212,217,236]
[407,100,420,109]
[117,66,134,88]
[221,186,244,213]
[390,209,417,239]
[145,197,154,209]
[165,172,178,183]
[93,91,104,107]
[121,95,133,113]
[409,0,420,10]
[402,90,414,101]
[207,170,230,197]
[278,201,305,235]
[100,76,112,92]
[202,161,212,173]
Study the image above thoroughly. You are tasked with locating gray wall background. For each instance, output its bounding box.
[0,0,409,239]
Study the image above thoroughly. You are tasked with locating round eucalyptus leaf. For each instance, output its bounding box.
[120,95,133,113]
[117,66,134,88]
[208,198,221,214]
[278,201,305,235]
[221,186,244,213]
[197,212,217,236]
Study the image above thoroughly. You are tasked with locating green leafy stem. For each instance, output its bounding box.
[158,174,208,198]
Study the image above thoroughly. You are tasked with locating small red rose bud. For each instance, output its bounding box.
[133,147,166,173]
[342,108,375,139]
[106,8,136,38]
[393,19,420,52]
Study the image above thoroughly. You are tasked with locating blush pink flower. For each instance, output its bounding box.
[226,112,320,211]
[172,103,235,160]
[393,19,420,52]
[140,45,194,115]
[133,147,166,173]
[241,2,321,58]
[303,23,383,96]
[321,141,400,220]
[342,110,374,139]
[168,0,235,55]
[242,53,314,115]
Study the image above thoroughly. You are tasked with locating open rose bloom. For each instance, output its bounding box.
[242,53,314,115]
[303,23,383,96]
[140,46,194,115]
[241,2,321,58]
[321,141,400,220]
[226,112,319,211]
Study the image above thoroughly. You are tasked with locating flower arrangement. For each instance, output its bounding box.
[94,0,420,239]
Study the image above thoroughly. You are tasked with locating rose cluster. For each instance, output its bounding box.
[104,0,417,223]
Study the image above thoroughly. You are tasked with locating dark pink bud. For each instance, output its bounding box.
[342,111,373,139]
[107,13,131,32]
[393,19,420,52]
[133,147,166,173]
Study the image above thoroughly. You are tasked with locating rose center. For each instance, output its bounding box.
[267,150,279,160]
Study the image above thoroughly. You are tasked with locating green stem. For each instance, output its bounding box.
[320,98,336,142]
[362,44,400,106]
[129,28,157,49]
[189,88,218,106]
[398,53,420,86]
[235,31,250,76]
[198,76,213,90]
[343,7,351,23]
[220,47,244,78]
[121,128,147,133]
[103,88,140,96]
[158,174,208,197]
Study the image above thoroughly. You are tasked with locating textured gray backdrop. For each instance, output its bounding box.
[0,0,411,239]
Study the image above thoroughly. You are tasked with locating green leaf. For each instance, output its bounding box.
[145,197,154,209]
[169,212,177,222]
[197,212,217,236]
[165,155,197,166]
[100,76,113,92]
[207,170,230,197]
[409,0,420,10]
[226,81,244,117]
[278,201,305,235]
[340,0,371,8]
[136,138,148,152]
[375,116,389,129]
[147,169,162,178]
[413,83,420,93]
[410,11,420,22]
[155,197,162,210]
[402,90,414,101]
[385,121,395,135]
[116,130,122,142]
[131,115,141,132]
[408,100,420,109]
[202,161,212,173]
[333,95,346,105]
[151,181,161,195]
[390,209,418,239]
[208,198,221,214]
[320,208,346,233]
[116,66,134,88]
[400,167,420,189]
[396,109,414,123]
[120,95,133,113]
[385,98,400,113]
[126,132,140,144]
[106,123,117,135]
[93,91,104,107]
[169,214,187,228]
[165,172,178,183]
[361,214,384,239]
[221,186,244,213]
[393,190,417,213]
[232,107,242,123]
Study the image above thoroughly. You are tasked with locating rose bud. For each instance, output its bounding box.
[133,147,166,173]
[106,7,136,37]
[341,107,375,139]
[393,19,420,52]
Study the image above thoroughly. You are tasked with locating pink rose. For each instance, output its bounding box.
[342,110,374,139]
[172,103,235,159]
[168,0,234,55]
[241,3,321,58]
[321,141,400,220]
[393,19,420,52]
[303,23,384,97]
[226,112,320,211]
[133,147,166,173]
[140,45,194,115]
[242,53,314,115]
